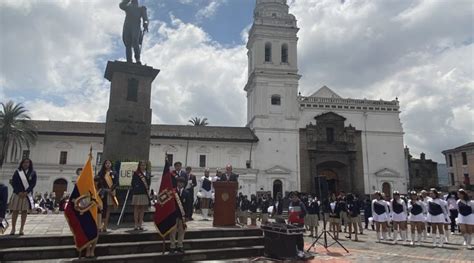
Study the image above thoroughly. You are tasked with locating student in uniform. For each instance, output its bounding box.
[420,190,430,240]
[249,194,259,226]
[9,158,37,235]
[328,194,342,240]
[427,188,449,247]
[345,193,360,241]
[457,189,473,249]
[97,160,119,232]
[0,181,8,234]
[390,191,408,244]
[305,194,320,238]
[408,191,426,246]
[259,194,270,225]
[446,191,459,234]
[272,193,285,223]
[372,191,390,242]
[169,177,189,254]
[131,160,151,231]
[239,195,250,225]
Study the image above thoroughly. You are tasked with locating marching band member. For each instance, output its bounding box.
[197,168,214,221]
[328,194,342,240]
[9,158,36,235]
[372,191,390,242]
[427,188,448,247]
[390,191,408,244]
[131,160,151,231]
[457,189,473,249]
[420,190,430,240]
[97,160,119,232]
[408,191,426,246]
[440,192,451,243]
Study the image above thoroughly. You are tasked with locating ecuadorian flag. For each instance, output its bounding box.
[65,154,101,251]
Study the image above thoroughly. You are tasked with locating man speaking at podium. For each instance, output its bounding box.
[219,164,239,182]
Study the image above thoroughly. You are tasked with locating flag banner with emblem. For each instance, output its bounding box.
[154,158,177,238]
[64,154,101,251]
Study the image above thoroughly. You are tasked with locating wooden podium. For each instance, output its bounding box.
[212,181,238,227]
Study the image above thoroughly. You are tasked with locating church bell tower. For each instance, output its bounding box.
[245,0,300,130]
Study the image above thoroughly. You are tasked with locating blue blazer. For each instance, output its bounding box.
[11,169,37,194]
[0,183,8,219]
[131,171,151,195]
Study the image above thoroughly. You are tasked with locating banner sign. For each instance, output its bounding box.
[118,162,138,187]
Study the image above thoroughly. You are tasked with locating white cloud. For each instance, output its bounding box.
[196,0,226,20]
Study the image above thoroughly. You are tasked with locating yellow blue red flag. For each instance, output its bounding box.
[64,154,101,251]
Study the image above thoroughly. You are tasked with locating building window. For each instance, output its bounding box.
[464,174,470,185]
[59,151,68,165]
[448,154,453,167]
[22,150,30,159]
[326,127,334,143]
[271,95,281,105]
[462,152,467,165]
[199,155,206,168]
[127,78,138,102]
[281,44,288,63]
[450,173,455,186]
[166,154,173,165]
[265,42,272,62]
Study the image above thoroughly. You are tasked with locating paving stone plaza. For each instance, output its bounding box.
[1,214,472,262]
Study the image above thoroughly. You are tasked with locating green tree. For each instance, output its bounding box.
[0,101,37,168]
[188,117,209,126]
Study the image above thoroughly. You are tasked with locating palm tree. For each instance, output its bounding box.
[0,101,37,168]
[188,117,209,126]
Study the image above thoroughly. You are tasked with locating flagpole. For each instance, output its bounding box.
[117,189,130,226]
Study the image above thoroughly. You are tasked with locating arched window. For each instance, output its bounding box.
[271,95,281,105]
[281,44,288,63]
[265,42,272,62]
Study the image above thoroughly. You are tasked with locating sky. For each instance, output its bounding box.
[0,0,473,163]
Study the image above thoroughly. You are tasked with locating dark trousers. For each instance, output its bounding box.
[187,191,194,219]
[295,223,304,251]
[449,209,458,232]
[125,44,140,63]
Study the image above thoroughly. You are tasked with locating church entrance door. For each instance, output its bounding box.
[382,182,391,199]
[273,180,283,199]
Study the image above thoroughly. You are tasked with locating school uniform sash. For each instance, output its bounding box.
[374,202,386,215]
[18,170,34,209]
[105,172,119,207]
[458,201,473,216]
[138,172,151,203]
[410,203,422,215]
[392,201,403,214]
[428,201,442,216]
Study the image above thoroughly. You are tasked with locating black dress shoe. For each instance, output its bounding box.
[176,247,185,254]
[169,248,176,254]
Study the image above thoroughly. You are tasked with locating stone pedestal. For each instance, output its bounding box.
[103,61,160,162]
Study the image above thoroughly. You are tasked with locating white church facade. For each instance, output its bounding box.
[0,0,408,200]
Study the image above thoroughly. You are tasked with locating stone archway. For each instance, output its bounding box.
[382,182,391,199]
[273,180,283,199]
[52,178,68,202]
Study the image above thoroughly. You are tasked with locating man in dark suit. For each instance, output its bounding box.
[220,164,239,182]
[0,182,8,234]
[172,162,187,188]
[170,177,189,254]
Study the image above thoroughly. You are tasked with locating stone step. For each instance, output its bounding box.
[13,246,265,263]
[0,228,263,248]
[0,236,264,261]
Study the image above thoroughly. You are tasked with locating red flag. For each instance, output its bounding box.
[154,159,178,238]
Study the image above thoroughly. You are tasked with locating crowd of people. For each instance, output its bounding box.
[1,158,473,255]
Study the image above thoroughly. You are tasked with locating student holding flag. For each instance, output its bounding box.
[131,160,151,231]
[155,156,188,254]
[65,151,102,258]
[97,160,119,232]
[9,158,36,235]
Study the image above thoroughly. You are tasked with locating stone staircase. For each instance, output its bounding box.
[0,228,264,262]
